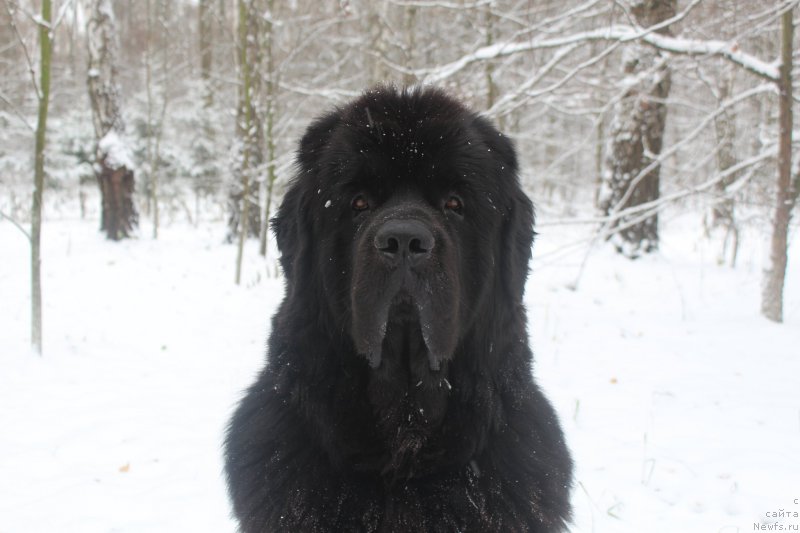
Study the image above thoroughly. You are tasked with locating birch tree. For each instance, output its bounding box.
[87,0,137,240]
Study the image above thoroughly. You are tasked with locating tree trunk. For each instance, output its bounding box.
[194,0,220,214]
[199,0,214,108]
[761,10,796,323]
[144,0,169,240]
[233,0,263,283]
[484,3,498,117]
[365,2,388,84]
[87,0,138,241]
[402,5,416,86]
[259,0,277,257]
[31,0,53,355]
[711,64,738,228]
[228,0,262,246]
[145,0,155,228]
[599,0,676,259]
[97,160,136,240]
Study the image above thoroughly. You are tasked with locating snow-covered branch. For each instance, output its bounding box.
[641,31,779,81]
[536,148,775,271]
[604,84,776,220]
[419,0,781,85]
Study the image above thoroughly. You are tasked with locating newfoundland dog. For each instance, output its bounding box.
[225,86,573,532]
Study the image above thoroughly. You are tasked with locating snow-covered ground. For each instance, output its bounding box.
[1,212,798,533]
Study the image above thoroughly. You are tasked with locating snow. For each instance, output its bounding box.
[422,23,779,84]
[530,216,800,531]
[1,212,798,532]
[98,130,135,171]
[641,32,780,81]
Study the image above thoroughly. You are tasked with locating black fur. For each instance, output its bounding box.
[225,86,573,532]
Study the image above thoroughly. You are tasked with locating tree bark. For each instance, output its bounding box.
[402,5,416,86]
[228,0,262,247]
[761,9,795,323]
[234,0,263,283]
[259,0,277,257]
[599,0,676,259]
[31,0,53,355]
[711,65,738,220]
[87,0,138,241]
[199,0,214,108]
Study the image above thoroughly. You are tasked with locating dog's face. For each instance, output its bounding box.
[273,88,534,374]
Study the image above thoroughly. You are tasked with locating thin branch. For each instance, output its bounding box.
[489,40,621,119]
[486,43,583,117]
[388,0,491,8]
[0,91,35,131]
[0,210,32,242]
[418,0,783,84]
[605,84,775,219]
[419,0,700,83]
[2,0,41,99]
[641,29,780,81]
[536,149,774,274]
[538,149,775,230]
[52,0,75,31]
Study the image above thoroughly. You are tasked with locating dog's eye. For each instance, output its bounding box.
[444,196,463,214]
[351,194,370,212]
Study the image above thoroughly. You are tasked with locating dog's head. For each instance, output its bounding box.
[273,86,534,373]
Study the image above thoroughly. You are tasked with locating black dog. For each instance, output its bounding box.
[225,87,573,532]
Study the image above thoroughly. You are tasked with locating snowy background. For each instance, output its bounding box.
[2,1,800,532]
[1,207,798,533]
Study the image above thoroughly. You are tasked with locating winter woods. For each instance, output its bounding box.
[1,0,798,336]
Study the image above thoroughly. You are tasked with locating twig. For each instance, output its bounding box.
[0,90,35,131]
[537,149,775,270]
[52,0,75,32]
[419,0,703,84]
[0,210,32,242]
[2,0,41,99]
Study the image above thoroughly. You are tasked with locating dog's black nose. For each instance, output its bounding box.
[374,219,434,264]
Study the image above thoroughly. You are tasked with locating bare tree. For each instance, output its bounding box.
[2,0,58,354]
[233,0,263,283]
[30,0,52,354]
[707,62,740,265]
[599,0,676,259]
[87,0,138,240]
[143,0,170,239]
[761,8,797,323]
[199,0,214,108]
[258,0,278,257]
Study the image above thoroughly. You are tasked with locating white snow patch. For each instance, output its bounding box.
[0,213,797,532]
[98,130,135,171]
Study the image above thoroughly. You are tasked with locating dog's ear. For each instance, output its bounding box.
[473,116,535,301]
[272,111,340,284]
[271,181,309,284]
[501,186,535,301]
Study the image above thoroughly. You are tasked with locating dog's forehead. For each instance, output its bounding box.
[327,109,495,191]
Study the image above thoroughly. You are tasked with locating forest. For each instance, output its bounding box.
[2,1,797,339]
[1,2,798,531]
